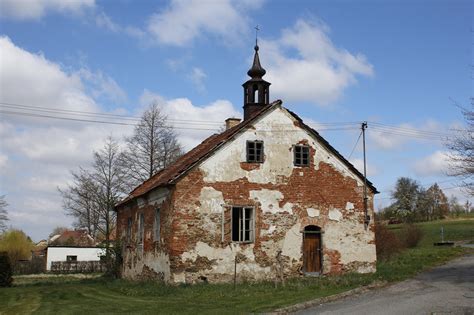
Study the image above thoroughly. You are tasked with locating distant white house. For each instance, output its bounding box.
[46,229,105,271]
[46,246,105,271]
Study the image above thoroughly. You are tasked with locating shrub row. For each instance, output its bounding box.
[375,223,423,260]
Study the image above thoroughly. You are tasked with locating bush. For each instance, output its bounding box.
[402,224,423,248]
[375,222,404,260]
[0,251,13,287]
[101,240,123,279]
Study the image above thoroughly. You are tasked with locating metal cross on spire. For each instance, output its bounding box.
[255,25,260,46]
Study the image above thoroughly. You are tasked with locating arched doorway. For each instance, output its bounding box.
[303,225,322,273]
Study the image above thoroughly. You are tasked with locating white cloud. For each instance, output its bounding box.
[349,158,378,177]
[413,150,450,177]
[0,0,95,20]
[95,11,145,39]
[146,0,253,46]
[0,36,98,116]
[368,128,406,150]
[0,36,133,240]
[139,90,240,150]
[368,120,445,150]
[260,19,373,106]
[77,68,127,104]
[188,67,207,92]
[95,11,120,32]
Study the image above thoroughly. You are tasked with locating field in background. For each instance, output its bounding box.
[1,219,473,314]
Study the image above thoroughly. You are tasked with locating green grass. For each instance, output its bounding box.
[1,219,473,314]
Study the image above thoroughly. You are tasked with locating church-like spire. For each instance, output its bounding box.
[247,44,266,79]
[242,27,271,120]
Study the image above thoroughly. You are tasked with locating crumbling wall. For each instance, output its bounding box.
[117,187,172,281]
[166,107,376,283]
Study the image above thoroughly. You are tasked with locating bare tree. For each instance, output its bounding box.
[59,169,101,238]
[120,103,183,189]
[0,196,8,232]
[60,137,127,250]
[90,136,127,249]
[447,101,473,195]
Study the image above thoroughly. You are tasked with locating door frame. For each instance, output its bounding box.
[302,225,323,275]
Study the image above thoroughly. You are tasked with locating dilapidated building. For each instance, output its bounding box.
[115,43,378,283]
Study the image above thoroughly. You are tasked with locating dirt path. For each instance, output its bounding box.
[296,254,474,315]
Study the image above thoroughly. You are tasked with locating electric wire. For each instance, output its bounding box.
[348,131,363,160]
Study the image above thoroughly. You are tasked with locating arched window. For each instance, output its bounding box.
[253,84,258,103]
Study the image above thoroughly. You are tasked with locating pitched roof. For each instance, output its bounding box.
[116,100,377,208]
[49,229,96,247]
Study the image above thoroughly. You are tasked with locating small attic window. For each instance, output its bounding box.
[246,141,264,163]
[294,145,310,166]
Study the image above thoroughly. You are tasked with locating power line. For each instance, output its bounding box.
[0,110,222,131]
[348,130,363,159]
[368,121,452,137]
[0,102,225,125]
[0,110,363,133]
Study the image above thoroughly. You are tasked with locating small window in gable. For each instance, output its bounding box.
[231,206,254,243]
[247,141,264,163]
[294,145,310,166]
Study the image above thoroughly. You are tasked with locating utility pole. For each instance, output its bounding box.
[362,122,370,230]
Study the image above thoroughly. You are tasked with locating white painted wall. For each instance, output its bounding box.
[46,247,105,270]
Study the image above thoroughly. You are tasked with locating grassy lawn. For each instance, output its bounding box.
[1,219,473,314]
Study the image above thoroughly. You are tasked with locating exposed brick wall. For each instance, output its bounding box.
[116,108,377,283]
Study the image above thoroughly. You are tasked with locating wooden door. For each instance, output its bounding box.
[303,231,321,273]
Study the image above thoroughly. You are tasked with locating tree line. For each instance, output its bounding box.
[378,177,472,223]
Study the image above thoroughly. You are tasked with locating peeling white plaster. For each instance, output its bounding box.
[262,225,276,235]
[307,208,320,217]
[346,202,354,211]
[328,208,343,221]
[281,223,302,261]
[173,272,185,283]
[199,107,367,189]
[250,189,293,214]
[181,241,271,278]
[122,250,171,281]
[199,187,224,213]
[324,219,376,265]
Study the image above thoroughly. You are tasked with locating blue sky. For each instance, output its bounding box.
[0,0,472,241]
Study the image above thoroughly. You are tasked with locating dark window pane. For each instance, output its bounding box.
[232,207,240,241]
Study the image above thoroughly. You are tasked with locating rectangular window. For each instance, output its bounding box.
[126,217,132,242]
[231,207,254,242]
[66,255,77,262]
[294,145,310,166]
[138,213,144,244]
[154,208,160,242]
[246,141,264,163]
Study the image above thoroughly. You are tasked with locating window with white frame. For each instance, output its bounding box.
[154,208,160,242]
[231,206,254,242]
[138,213,144,244]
